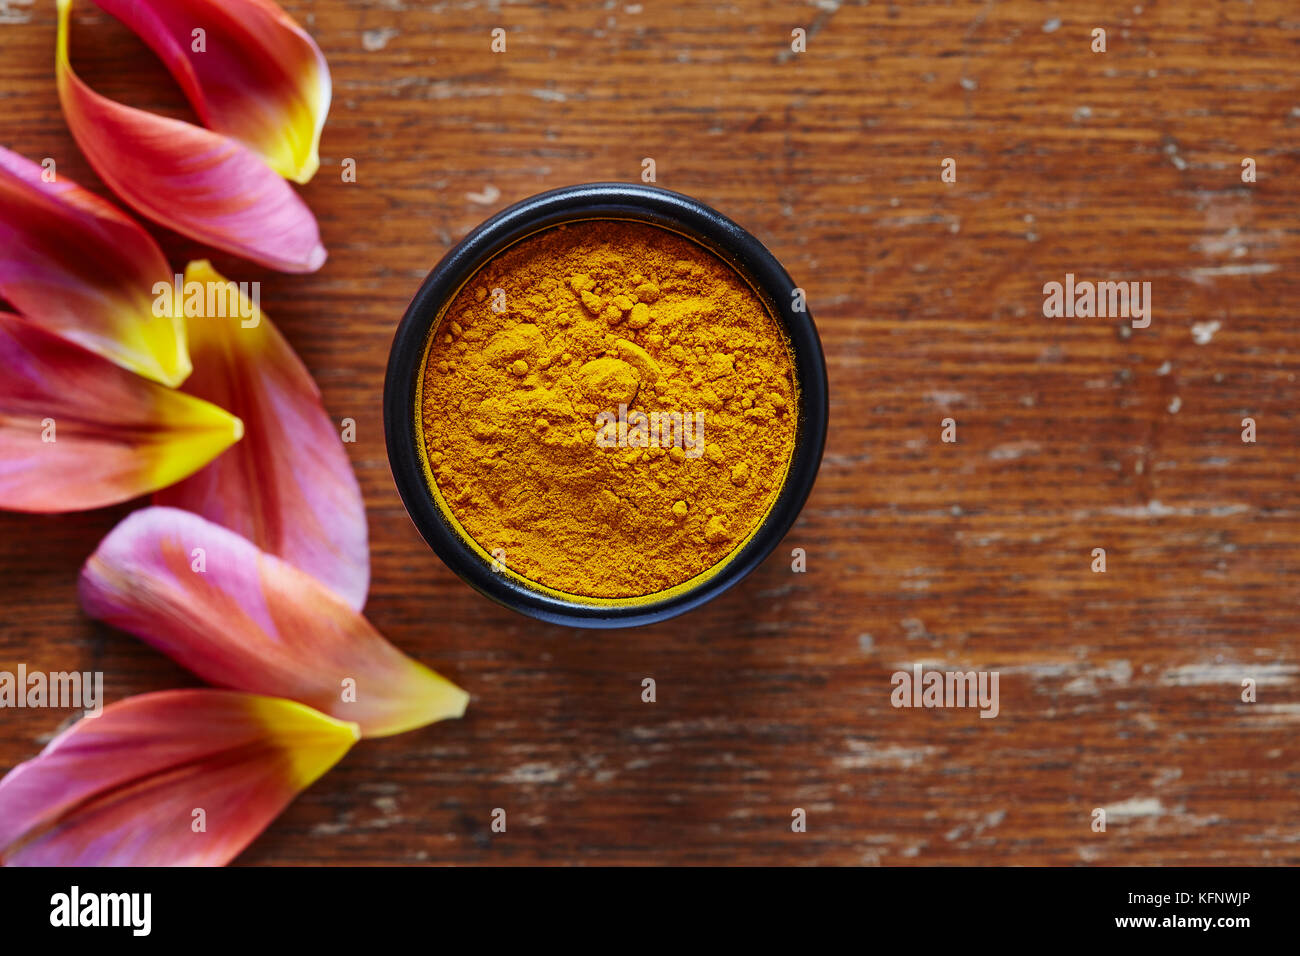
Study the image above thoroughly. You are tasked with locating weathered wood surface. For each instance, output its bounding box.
[1,0,1296,864]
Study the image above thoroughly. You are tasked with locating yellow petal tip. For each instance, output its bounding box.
[288,154,320,185]
[158,352,194,389]
[448,687,470,719]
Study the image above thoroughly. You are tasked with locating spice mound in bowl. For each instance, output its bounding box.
[418,219,797,599]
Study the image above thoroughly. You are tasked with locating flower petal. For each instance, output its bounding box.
[154,261,368,609]
[89,0,330,183]
[79,507,468,737]
[0,313,243,513]
[56,0,327,273]
[0,690,357,866]
[0,145,189,386]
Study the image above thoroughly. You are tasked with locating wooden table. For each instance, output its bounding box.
[1,0,1296,865]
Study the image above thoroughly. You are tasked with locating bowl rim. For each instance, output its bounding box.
[383,182,828,628]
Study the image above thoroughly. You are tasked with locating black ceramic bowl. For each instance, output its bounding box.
[384,183,827,628]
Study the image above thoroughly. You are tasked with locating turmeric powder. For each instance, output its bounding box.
[419,219,797,598]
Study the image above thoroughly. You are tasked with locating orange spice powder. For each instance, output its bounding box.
[419,219,797,598]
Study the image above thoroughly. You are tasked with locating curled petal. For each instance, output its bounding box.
[56,0,327,273]
[90,0,330,183]
[0,313,243,513]
[0,145,188,386]
[0,690,357,866]
[79,507,468,738]
[155,261,368,609]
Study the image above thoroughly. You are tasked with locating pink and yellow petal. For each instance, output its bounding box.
[79,507,467,737]
[0,690,358,866]
[0,313,242,513]
[0,145,189,386]
[56,0,326,273]
[90,0,330,183]
[154,260,368,609]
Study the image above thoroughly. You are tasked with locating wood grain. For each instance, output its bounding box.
[1,0,1297,865]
